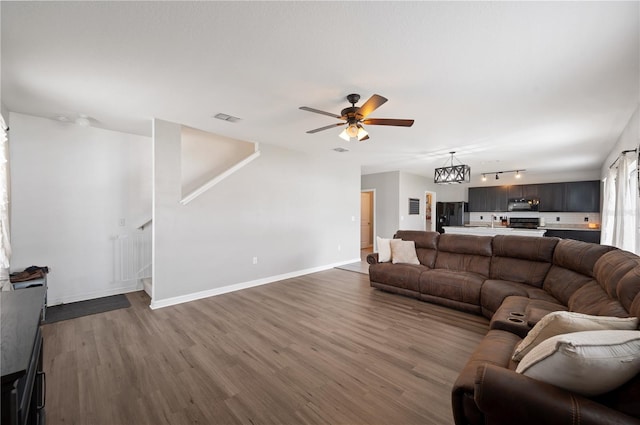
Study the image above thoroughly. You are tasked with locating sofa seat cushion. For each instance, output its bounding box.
[419,269,485,305]
[481,280,560,318]
[369,262,428,292]
[452,329,522,425]
[490,296,566,337]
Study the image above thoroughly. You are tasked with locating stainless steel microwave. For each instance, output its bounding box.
[507,198,540,211]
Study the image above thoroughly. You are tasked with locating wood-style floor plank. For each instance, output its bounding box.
[42,268,488,425]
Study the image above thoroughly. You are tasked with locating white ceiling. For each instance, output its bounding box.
[2,1,639,179]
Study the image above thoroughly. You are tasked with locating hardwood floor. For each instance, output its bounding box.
[42,269,488,425]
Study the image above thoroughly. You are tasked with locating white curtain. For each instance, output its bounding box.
[0,114,11,290]
[601,152,638,253]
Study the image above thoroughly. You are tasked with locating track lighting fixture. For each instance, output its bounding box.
[481,169,526,181]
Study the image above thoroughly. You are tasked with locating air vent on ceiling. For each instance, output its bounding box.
[213,113,241,123]
[332,147,349,153]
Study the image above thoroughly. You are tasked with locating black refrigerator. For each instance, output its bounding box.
[436,202,469,233]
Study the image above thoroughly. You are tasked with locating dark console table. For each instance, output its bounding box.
[1,286,46,425]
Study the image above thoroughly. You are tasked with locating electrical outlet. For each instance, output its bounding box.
[480,216,483,220]
[556,217,560,222]
[337,244,341,251]
[584,217,589,222]
[252,257,258,265]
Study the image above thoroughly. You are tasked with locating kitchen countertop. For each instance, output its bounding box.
[444,226,547,237]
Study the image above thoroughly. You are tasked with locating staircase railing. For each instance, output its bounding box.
[113,225,152,283]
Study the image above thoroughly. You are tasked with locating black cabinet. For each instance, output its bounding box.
[468,187,487,212]
[565,181,600,212]
[544,229,601,244]
[469,186,508,212]
[1,287,46,425]
[538,183,566,212]
[468,181,600,213]
[508,184,539,200]
[486,186,509,212]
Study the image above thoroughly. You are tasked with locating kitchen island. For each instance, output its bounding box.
[442,226,546,237]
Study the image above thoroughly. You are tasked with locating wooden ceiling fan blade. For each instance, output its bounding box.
[306,122,346,134]
[362,118,414,127]
[299,106,342,119]
[357,94,388,119]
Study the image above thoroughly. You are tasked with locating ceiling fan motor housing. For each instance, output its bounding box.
[346,93,360,105]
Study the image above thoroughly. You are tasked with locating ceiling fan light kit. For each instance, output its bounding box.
[300,93,414,142]
[434,151,471,184]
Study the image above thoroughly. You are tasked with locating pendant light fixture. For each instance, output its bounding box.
[434,151,471,184]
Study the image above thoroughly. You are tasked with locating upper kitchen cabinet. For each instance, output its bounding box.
[508,184,539,199]
[538,183,565,212]
[468,187,487,212]
[468,181,600,213]
[469,186,508,212]
[565,181,600,212]
[487,185,509,212]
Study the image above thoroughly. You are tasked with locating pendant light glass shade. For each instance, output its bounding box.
[339,128,350,141]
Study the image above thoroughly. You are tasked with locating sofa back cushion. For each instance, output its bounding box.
[593,249,640,315]
[568,282,630,317]
[394,230,439,268]
[543,239,617,305]
[490,236,559,287]
[623,267,640,318]
[435,234,492,276]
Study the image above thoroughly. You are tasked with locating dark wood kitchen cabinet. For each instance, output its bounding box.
[468,180,600,213]
[508,184,539,200]
[486,186,509,212]
[538,183,566,212]
[565,181,600,212]
[468,187,487,212]
[544,229,601,244]
[1,287,46,425]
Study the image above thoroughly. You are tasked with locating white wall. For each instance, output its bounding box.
[361,171,399,239]
[10,113,152,304]
[601,106,639,177]
[362,170,468,237]
[181,125,255,196]
[152,119,360,307]
[398,172,431,231]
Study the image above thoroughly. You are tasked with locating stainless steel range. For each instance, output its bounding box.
[509,217,540,229]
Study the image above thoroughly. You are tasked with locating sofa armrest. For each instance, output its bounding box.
[474,364,640,425]
[366,253,379,265]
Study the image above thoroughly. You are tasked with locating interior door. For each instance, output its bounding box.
[360,191,373,249]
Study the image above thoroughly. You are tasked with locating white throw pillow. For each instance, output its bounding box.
[390,239,420,265]
[376,236,392,262]
[512,311,638,361]
[516,330,640,396]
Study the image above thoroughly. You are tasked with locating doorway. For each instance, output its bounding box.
[360,190,374,249]
[425,191,436,231]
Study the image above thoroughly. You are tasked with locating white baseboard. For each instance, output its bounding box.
[149,258,361,310]
[47,281,143,306]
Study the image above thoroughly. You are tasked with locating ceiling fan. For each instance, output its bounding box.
[299,93,414,141]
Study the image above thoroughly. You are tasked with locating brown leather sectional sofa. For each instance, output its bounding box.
[367,230,640,425]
